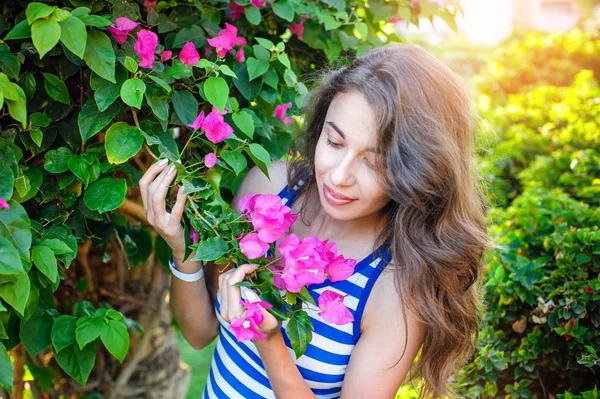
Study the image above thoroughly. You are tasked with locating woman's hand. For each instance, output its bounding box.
[139,159,187,260]
[218,264,282,340]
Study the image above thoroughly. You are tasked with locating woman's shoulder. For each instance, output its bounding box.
[230,160,289,212]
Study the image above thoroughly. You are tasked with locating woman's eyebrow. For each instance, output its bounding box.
[326,120,378,153]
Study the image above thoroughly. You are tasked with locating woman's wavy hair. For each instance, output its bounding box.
[286,43,496,398]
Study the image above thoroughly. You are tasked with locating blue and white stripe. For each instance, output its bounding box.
[202,179,392,399]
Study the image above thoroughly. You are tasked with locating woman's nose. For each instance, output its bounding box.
[329,155,355,186]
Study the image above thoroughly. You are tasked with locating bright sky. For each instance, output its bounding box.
[459,0,514,45]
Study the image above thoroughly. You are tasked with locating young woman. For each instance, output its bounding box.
[140,42,495,399]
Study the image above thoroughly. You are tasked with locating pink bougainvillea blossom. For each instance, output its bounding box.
[274,103,293,125]
[160,50,172,62]
[289,15,309,41]
[325,255,357,282]
[317,290,354,325]
[240,232,270,259]
[277,234,329,292]
[388,17,402,24]
[251,0,267,8]
[234,47,245,63]
[585,285,595,294]
[106,17,140,44]
[134,29,158,68]
[202,106,234,144]
[189,227,200,244]
[179,41,200,66]
[207,23,247,58]
[240,298,272,325]
[188,110,205,130]
[204,152,217,169]
[238,194,297,243]
[0,198,9,210]
[269,264,286,290]
[143,0,157,12]
[229,314,267,341]
[229,2,245,20]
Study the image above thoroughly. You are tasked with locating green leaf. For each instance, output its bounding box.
[0,164,14,200]
[0,73,18,101]
[31,18,61,59]
[44,147,74,173]
[204,77,228,113]
[284,69,297,87]
[40,238,74,255]
[30,128,43,147]
[0,343,13,394]
[0,237,24,275]
[273,0,295,22]
[221,150,247,176]
[285,313,312,358]
[76,14,113,27]
[51,8,72,23]
[51,315,77,353]
[191,237,229,261]
[120,78,146,109]
[0,44,21,80]
[253,45,270,62]
[5,83,27,128]
[83,178,127,213]
[0,272,30,316]
[32,245,58,283]
[277,53,290,68]
[218,65,238,79]
[145,84,170,121]
[53,341,97,386]
[172,25,206,49]
[59,16,87,59]
[78,97,120,143]
[90,64,127,112]
[246,57,269,81]
[172,89,198,125]
[245,5,262,25]
[27,2,56,24]
[20,308,54,356]
[232,110,255,139]
[355,22,368,39]
[0,201,31,259]
[146,75,172,93]
[124,56,138,73]
[255,37,275,49]
[4,19,32,40]
[30,112,51,127]
[84,30,116,83]
[105,122,144,164]
[248,143,272,166]
[42,73,70,105]
[100,320,129,363]
[576,253,591,265]
[75,316,105,349]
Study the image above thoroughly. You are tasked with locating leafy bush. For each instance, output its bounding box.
[457,33,600,398]
[0,0,460,395]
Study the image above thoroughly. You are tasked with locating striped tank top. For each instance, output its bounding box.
[203,178,392,399]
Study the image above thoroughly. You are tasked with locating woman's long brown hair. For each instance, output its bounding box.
[286,43,496,398]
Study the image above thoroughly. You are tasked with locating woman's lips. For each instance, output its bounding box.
[324,184,356,205]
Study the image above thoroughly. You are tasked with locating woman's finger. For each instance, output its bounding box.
[169,185,187,225]
[225,264,259,320]
[139,159,168,213]
[150,163,177,222]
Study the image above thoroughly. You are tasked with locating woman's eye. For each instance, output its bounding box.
[326,138,340,148]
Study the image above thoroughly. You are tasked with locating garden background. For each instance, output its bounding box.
[0,0,598,398]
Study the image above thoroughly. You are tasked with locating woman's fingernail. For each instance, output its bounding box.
[158,158,168,166]
[168,164,176,175]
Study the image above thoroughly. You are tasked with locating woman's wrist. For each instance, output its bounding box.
[169,255,204,282]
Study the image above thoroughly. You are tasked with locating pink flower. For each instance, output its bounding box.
[325,255,357,282]
[269,264,286,290]
[204,152,217,169]
[388,17,402,23]
[160,50,172,62]
[234,48,245,63]
[585,285,594,294]
[207,23,247,58]
[240,232,270,259]
[230,315,267,341]
[179,41,200,66]
[241,194,297,243]
[251,0,267,8]
[240,298,272,325]
[134,29,158,69]
[274,103,293,125]
[318,290,354,325]
[143,0,157,12]
[0,198,9,210]
[106,17,140,44]
[203,106,234,144]
[190,227,200,244]
[289,15,308,41]
[229,3,245,20]
[188,110,205,130]
[279,234,328,292]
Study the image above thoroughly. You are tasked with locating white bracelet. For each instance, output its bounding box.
[169,255,204,282]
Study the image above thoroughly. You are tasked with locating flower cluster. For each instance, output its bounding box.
[560,318,577,341]
[229,193,357,342]
[230,298,274,341]
[188,106,234,144]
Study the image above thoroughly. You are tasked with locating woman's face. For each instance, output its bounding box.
[314,90,391,222]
